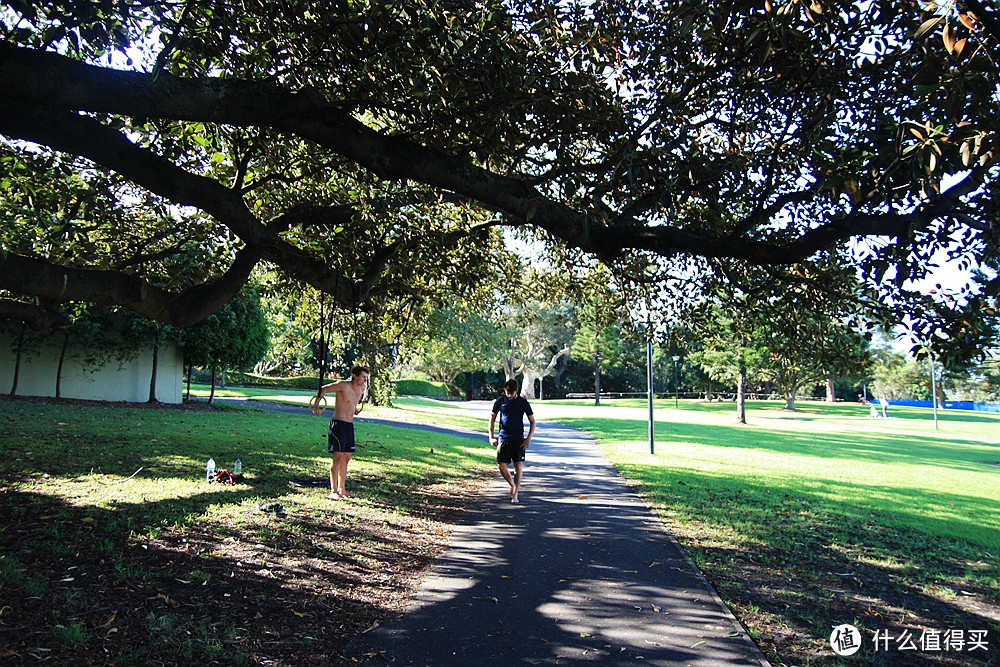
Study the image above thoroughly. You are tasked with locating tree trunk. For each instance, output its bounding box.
[825,377,836,402]
[148,344,159,403]
[9,324,25,397]
[736,364,747,424]
[185,364,192,401]
[594,352,602,406]
[784,392,796,410]
[56,329,69,399]
[520,369,538,398]
[209,366,217,404]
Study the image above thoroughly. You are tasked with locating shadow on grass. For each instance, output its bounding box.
[609,463,1000,661]
[0,397,493,664]
[0,486,431,664]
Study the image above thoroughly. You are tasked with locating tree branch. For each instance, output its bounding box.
[0,248,259,327]
[0,299,69,331]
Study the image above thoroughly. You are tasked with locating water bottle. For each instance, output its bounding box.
[206,457,215,481]
[234,458,242,475]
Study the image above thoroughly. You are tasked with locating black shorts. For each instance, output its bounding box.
[328,419,356,453]
[496,437,525,464]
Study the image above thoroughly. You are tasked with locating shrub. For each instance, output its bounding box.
[395,379,448,396]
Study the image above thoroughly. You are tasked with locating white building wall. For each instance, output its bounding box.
[0,332,183,404]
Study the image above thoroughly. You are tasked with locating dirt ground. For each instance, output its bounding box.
[0,467,491,665]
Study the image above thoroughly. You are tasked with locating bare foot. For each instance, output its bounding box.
[511,495,519,504]
[329,492,342,500]
[338,491,352,498]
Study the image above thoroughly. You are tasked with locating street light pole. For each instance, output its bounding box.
[672,355,680,409]
[647,338,655,455]
[929,352,939,431]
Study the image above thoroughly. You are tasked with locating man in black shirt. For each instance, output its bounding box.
[489,379,536,504]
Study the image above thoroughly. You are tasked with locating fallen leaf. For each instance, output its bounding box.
[156,593,179,608]
[292,610,310,617]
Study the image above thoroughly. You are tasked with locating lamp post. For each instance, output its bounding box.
[929,351,939,431]
[647,338,655,455]
[672,355,680,409]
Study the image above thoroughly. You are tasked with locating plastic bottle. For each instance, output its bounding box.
[206,457,215,481]
[234,458,242,475]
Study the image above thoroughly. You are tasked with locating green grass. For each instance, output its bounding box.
[0,397,491,523]
[3,391,997,665]
[0,394,494,664]
[538,397,1000,663]
[545,399,1000,553]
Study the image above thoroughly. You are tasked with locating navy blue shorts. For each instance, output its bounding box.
[496,437,525,464]
[328,419,356,453]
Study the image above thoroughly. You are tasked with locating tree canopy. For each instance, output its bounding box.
[1,1,997,358]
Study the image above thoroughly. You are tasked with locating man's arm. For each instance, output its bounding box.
[523,413,536,449]
[319,379,348,396]
[489,411,498,446]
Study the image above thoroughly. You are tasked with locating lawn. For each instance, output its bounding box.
[541,398,1000,665]
[0,394,494,664]
[2,390,997,666]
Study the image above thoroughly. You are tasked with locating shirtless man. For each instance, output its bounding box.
[318,365,369,499]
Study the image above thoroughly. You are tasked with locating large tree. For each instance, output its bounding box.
[1,1,998,359]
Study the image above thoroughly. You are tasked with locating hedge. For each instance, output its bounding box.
[394,378,449,396]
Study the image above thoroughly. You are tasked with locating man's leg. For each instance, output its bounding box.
[333,452,352,497]
[329,458,340,499]
[498,461,515,498]
[511,461,523,503]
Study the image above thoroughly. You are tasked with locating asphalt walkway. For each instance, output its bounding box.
[348,405,771,666]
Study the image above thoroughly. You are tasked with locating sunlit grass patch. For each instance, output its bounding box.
[543,397,1000,664]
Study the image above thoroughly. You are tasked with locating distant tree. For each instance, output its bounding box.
[503,303,573,400]
[486,266,573,399]
[181,289,270,403]
[572,301,622,405]
[688,300,769,424]
[405,302,510,393]
[757,308,872,410]
[870,346,931,401]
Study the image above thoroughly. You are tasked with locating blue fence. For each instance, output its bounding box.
[886,399,1000,414]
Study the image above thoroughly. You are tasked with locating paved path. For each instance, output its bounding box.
[348,405,770,666]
